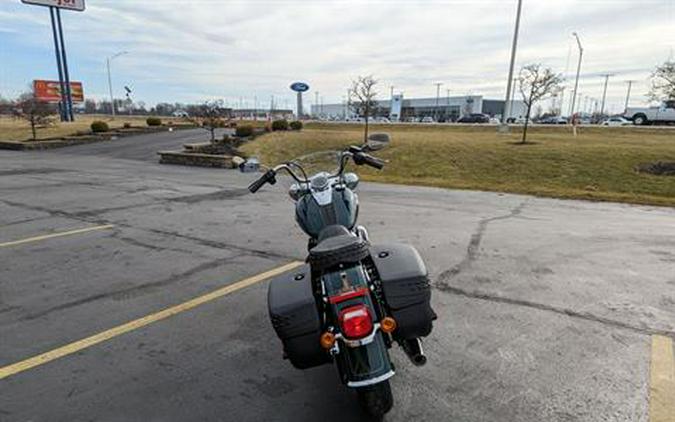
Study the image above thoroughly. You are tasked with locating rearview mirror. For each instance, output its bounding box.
[365,133,390,151]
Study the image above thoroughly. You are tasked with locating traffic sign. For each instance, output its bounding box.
[21,0,85,12]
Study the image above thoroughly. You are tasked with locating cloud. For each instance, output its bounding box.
[1,0,673,110]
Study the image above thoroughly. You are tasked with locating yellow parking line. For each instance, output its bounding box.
[0,260,304,380]
[0,224,115,248]
[650,335,675,422]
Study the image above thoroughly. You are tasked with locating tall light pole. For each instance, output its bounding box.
[570,32,583,117]
[624,80,635,112]
[501,0,523,129]
[434,82,443,121]
[106,51,128,119]
[599,73,614,116]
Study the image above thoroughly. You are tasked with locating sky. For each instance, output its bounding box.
[1,0,674,114]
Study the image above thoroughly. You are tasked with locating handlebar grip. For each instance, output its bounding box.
[360,153,385,170]
[248,169,276,193]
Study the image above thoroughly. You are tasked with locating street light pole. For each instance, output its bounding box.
[570,32,583,117]
[106,51,128,119]
[501,0,523,129]
[624,80,635,112]
[599,73,614,116]
[434,82,443,121]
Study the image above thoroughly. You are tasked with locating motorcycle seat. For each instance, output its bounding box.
[308,225,370,270]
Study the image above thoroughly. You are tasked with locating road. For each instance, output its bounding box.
[1,131,674,421]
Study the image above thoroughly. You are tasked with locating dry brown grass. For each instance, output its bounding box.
[0,114,189,141]
[241,123,675,207]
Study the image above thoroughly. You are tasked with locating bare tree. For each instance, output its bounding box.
[349,75,378,142]
[518,64,564,144]
[190,100,228,143]
[648,60,675,102]
[14,92,57,140]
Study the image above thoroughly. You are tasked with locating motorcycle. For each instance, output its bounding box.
[248,133,436,418]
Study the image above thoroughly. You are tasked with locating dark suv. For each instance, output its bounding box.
[457,113,490,123]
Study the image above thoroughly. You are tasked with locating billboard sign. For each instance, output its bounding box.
[33,80,84,103]
[290,82,310,92]
[21,0,85,12]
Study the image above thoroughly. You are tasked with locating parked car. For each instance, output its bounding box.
[623,101,675,125]
[506,116,526,124]
[421,116,435,123]
[539,116,568,124]
[457,114,490,124]
[601,117,632,126]
[488,117,501,124]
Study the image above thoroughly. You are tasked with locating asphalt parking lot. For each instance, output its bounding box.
[1,129,674,421]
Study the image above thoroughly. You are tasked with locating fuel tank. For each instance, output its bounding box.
[295,188,358,238]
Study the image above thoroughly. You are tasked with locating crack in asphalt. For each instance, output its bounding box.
[141,227,299,261]
[436,284,675,339]
[0,168,72,176]
[20,255,246,321]
[433,200,675,339]
[0,198,297,262]
[436,201,527,282]
[168,188,249,203]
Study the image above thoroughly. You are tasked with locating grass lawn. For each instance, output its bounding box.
[0,114,190,142]
[241,123,675,207]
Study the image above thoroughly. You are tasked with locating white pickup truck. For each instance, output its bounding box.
[624,101,675,125]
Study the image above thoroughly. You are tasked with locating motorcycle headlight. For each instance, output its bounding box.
[343,172,359,190]
[288,183,308,201]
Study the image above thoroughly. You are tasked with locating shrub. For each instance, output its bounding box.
[235,125,254,137]
[146,117,162,126]
[271,119,289,131]
[90,121,109,133]
[289,120,303,130]
[123,122,132,129]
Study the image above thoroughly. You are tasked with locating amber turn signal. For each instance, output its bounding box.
[380,317,397,333]
[320,332,336,349]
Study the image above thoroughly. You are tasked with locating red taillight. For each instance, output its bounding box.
[339,305,373,339]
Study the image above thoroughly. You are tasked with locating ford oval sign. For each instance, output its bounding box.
[290,82,310,92]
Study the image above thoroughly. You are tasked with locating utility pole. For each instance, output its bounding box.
[434,82,443,121]
[501,0,523,130]
[599,73,614,116]
[570,32,583,117]
[624,80,635,112]
[510,77,518,119]
[106,51,128,119]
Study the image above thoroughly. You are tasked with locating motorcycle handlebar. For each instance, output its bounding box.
[248,169,276,193]
[353,152,385,170]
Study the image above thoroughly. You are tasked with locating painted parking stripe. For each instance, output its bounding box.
[0,261,304,380]
[650,335,675,422]
[0,224,115,248]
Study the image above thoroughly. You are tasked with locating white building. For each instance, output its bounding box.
[310,95,526,122]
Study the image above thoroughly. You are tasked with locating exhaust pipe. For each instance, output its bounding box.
[401,338,427,366]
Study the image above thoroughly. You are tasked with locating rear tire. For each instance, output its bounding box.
[357,380,394,419]
[633,114,648,126]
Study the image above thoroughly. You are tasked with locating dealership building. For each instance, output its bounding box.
[310,95,526,122]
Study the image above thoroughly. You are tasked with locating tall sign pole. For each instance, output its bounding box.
[48,7,67,122]
[22,0,86,122]
[290,82,309,120]
[56,8,74,121]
